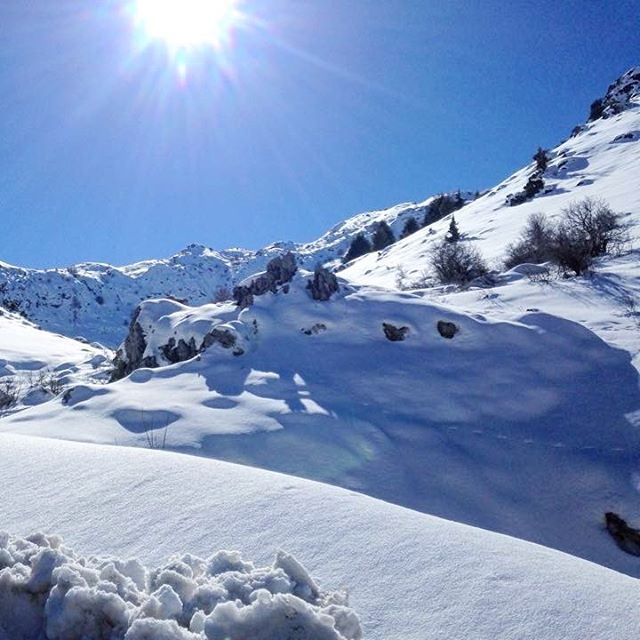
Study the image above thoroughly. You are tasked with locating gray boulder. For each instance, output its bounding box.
[383,323,409,342]
[233,253,298,309]
[437,321,458,339]
[111,308,158,381]
[306,266,339,301]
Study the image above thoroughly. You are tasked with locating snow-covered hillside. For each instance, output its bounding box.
[0,198,446,346]
[340,67,640,361]
[3,274,639,578]
[0,309,111,411]
[3,433,640,640]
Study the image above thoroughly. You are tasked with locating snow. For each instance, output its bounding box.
[2,433,640,640]
[0,527,358,640]
[0,309,112,412]
[3,275,640,578]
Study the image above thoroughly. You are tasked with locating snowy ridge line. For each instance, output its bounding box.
[0,530,361,640]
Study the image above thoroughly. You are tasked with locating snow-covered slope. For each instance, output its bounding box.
[340,67,640,366]
[3,276,639,578]
[0,199,444,346]
[3,433,640,640]
[342,68,640,284]
[0,309,111,411]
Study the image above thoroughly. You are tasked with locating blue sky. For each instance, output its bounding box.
[1,0,639,268]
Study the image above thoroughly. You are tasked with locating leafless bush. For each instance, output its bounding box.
[36,369,64,395]
[505,199,627,276]
[138,410,171,450]
[505,213,554,269]
[214,286,233,303]
[0,377,22,409]
[430,240,488,285]
[144,426,170,450]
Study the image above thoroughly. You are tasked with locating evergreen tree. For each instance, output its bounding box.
[372,221,396,250]
[533,147,548,172]
[343,233,372,263]
[400,216,420,239]
[453,190,465,210]
[445,215,461,243]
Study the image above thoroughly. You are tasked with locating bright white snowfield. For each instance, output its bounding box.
[2,67,640,638]
[2,434,640,640]
[3,276,640,580]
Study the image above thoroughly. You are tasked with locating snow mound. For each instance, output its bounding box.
[0,531,360,640]
[4,278,640,577]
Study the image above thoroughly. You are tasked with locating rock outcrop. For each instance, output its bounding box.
[437,321,458,339]
[306,266,339,301]
[383,323,409,342]
[233,253,298,309]
[111,309,158,381]
[605,512,640,556]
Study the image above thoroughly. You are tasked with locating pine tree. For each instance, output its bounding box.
[343,233,372,263]
[372,221,396,250]
[400,216,419,238]
[533,147,548,172]
[445,215,461,243]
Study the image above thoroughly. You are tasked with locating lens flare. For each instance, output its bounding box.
[133,0,238,49]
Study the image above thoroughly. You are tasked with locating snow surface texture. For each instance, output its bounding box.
[0,530,359,640]
[2,434,640,640]
[0,309,111,412]
[4,276,640,577]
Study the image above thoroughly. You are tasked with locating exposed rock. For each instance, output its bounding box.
[306,266,339,301]
[161,337,198,364]
[383,323,409,342]
[302,323,327,336]
[201,326,244,356]
[111,308,158,381]
[437,321,458,339]
[605,512,640,556]
[233,253,298,309]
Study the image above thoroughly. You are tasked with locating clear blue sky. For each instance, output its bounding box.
[1,0,638,268]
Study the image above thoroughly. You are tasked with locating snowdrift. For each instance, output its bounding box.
[0,531,359,640]
[3,278,640,577]
[3,433,640,640]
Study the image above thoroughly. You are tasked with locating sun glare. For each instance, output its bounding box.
[134,0,239,49]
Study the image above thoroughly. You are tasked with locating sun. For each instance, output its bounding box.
[133,0,239,49]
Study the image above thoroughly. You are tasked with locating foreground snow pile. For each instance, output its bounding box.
[3,434,640,640]
[0,531,360,640]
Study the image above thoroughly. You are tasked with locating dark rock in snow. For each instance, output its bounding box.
[383,323,409,342]
[233,253,298,309]
[201,326,244,356]
[605,512,640,556]
[306,266,339,301]
[302,323,327,336]
[111,308,158,381]
[161,337,198,364]
[437,321,458,339]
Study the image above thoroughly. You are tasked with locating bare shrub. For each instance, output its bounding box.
[505,199,627,277]
[560,197,626,257]
[430,241,488,285]
[505,213,554,269]
[35,369,64,395]
[0,377,22,409]
[214,286,233,303]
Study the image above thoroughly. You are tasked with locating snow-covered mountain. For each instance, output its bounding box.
[0,198,451,347]
[2,66,640,638]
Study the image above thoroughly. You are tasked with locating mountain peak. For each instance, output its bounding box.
[589,65,640,121]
